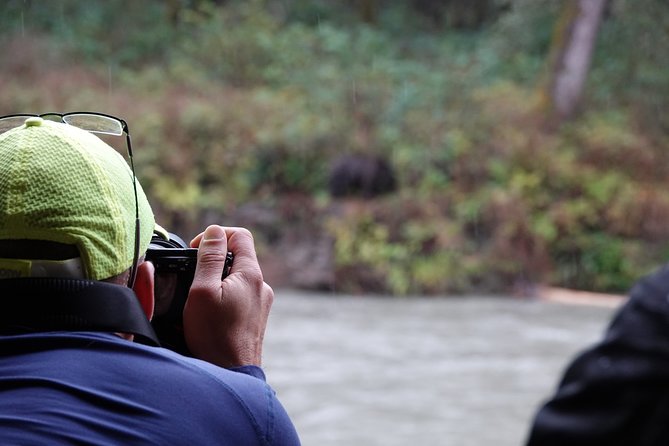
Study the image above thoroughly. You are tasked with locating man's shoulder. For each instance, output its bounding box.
[89,333,299,444]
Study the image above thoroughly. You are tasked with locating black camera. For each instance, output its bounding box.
[146,231,233,355]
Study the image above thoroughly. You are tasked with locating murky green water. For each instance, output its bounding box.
[263,291,619,446]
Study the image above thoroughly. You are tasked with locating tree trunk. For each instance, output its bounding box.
[547,0,608,122]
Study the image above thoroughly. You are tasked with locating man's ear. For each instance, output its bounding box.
[132,261,155,321]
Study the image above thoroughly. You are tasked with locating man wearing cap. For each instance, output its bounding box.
[0,116,300,444]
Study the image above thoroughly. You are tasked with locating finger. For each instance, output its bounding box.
[191,225,229,292]
[223,228,262,281]
[190,232,204,248]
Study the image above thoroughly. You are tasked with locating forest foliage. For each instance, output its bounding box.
[1,0,668,295]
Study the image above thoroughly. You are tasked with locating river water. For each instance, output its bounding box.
[262,291,621,446]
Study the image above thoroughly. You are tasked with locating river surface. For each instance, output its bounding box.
[262,291,621,446]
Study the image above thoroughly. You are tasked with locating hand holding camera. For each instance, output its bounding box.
[148,225,273,368]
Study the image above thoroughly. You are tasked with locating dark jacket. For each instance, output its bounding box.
[527,264,669,445]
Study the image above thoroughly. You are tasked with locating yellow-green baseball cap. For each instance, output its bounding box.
[0,117,155,280]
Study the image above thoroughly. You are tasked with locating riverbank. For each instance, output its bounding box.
[175,196,652,299]
[536,286,626,308]
[162,195,655,299]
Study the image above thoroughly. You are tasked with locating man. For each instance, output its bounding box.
[0,115,300,444]
[526,264,669,445]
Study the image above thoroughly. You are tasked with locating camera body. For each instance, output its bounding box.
[146,232,232,355]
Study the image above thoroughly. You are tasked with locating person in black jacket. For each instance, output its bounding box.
[526,264,669,445]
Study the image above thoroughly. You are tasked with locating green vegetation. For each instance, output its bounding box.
[1,0,668,295]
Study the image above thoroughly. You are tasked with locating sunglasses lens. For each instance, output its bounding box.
[0,116,33,134]
[63,114,124,136]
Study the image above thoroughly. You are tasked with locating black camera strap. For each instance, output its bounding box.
[0,278,159,346]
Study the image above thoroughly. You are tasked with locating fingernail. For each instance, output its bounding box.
[203,225,225,240]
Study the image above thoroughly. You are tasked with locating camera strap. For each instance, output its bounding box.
[0,278,159,346]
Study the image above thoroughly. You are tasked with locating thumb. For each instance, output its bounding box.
[191,225,228,292]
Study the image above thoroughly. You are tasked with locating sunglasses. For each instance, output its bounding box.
[0,112,141,288]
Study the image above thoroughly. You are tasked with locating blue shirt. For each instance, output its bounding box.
[0,331,300,445]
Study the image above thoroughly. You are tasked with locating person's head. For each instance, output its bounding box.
[0,114,156,318]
